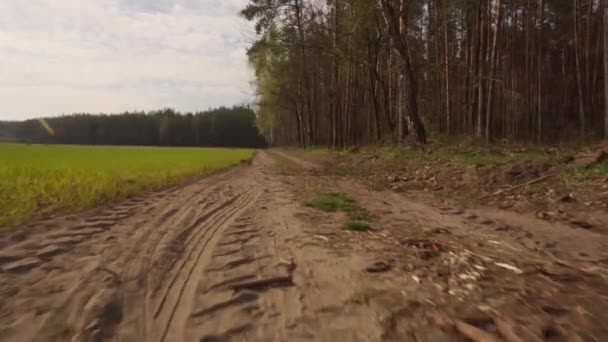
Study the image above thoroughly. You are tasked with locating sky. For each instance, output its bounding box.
[0,0,254,120]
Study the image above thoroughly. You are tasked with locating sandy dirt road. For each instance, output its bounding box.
[1,151,607,341]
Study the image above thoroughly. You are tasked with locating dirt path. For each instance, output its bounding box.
[1,151,607,341]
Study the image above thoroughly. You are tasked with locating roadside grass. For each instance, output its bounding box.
[384,146,424,161]
[563,159,608,183]
[305,192,371,231]
[0,143,254,228]
[593,160,608,174]
[382,142,570,167]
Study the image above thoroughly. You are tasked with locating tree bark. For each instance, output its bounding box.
[378,0,427,144]
[604,6,608,139]
[537,0,544,141]
[574,0,586,138]
[444,2,451,135]
[330,2,340,148]
[485,0,503,141]
[476,0,486,138]
[293,0,312,147]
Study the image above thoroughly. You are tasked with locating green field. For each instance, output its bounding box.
[0,143,254,228]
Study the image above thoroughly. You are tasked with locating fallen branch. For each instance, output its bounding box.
[480,173,556,199]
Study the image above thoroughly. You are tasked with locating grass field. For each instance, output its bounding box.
[0,143,254,228]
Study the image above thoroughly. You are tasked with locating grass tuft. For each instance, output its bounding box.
[306,192,371,231]
[592,160,608,174]
[343,219,370,232]
[305,192,356,212]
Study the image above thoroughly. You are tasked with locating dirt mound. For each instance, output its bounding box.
[575,143,608,168]
[480,162,553,187]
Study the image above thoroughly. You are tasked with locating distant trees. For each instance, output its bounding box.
[11,106,267,148]
[242,0,607,146]
[0,121,19,142]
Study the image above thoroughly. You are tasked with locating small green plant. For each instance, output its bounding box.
[564,159,608,182]
[384,146,423,160]
[306,192,357,212]
[343,219,370,232]
[306,192,371,231]
[592,160,608,174]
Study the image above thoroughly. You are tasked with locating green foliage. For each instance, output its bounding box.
[306,192,357,212]
[592,160,608,174]
[0,144,254,228]
[569,159,608,180]
[306,192,370,231]
[246,32,293,145]
[241,0,605,146]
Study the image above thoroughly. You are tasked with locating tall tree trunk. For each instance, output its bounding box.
[397,0,406,142]
[434,0,441,131]
[574,0,586,138]
[477,0,486,138]
[585,0,593,113]
[330,2,340,148]
[367,37,382,142]
[485,0,503,141]
[295,100,304,147]
[444,2,451,135]
[379,0,427,144]
[525,0,532,137]
[465,5,474,134]
[294,0,311,147]
[604,5,608,139]
[537,0,544,141]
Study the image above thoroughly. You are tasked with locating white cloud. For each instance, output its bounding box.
[0,0,254,120]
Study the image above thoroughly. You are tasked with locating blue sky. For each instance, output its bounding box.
[0,0,254,120]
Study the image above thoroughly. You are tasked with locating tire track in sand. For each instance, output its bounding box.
[152,185,262,342]
[49,180,233,342]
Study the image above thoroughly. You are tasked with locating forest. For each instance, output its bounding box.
[242,0,608,147]
[1,106,267,148]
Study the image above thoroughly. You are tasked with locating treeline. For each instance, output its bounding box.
[10,106,266,148]
[0,121,18,142]
[242,0,607,147]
